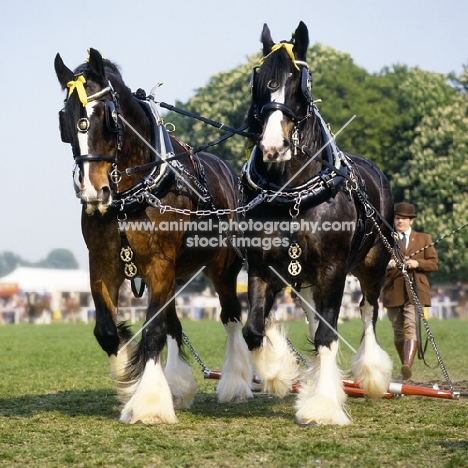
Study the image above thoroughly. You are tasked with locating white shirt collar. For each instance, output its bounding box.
[400,228,411,239]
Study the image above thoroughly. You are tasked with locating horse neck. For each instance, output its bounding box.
[118,93,155,188]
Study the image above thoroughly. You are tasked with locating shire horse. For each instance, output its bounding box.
[54,49,252,424]
[241,22,394,425]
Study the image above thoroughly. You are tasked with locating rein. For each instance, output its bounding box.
[159,101,258,140]
[407,222,468,259]
[117,112,250,178]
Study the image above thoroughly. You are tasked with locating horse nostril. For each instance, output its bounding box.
[99,186,111,204]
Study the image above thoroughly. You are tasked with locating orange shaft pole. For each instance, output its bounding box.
[205,371,458,399]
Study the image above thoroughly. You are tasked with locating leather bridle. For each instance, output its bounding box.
[251,60,313,126]
[60,77,123,167]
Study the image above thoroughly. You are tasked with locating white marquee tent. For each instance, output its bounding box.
[0,267,91,323]
[0,267,90,295]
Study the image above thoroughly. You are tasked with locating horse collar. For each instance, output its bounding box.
[108,98,179,214]
[242,145,348,210]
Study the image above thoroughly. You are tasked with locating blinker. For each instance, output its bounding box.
[59,108,73,144]
[105,100,119,133]
[301,67,312,101]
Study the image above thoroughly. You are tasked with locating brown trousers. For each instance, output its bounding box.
[387,303,417,342]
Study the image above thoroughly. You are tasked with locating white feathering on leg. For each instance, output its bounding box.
[351,299,392,397]
[251,321,300,397]
[295,341,351,426]
[120,358,177,425]
[109,341,139,404]
[164,336,198,409]
[217,320,253,403]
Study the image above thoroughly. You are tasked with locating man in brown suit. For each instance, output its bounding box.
[382,202,438,380]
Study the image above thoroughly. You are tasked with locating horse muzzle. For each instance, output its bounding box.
[76,186,112,215]
[260,144,292,163]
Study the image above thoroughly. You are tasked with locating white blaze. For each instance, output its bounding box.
[261,86,286,151]
[77,101,99,200]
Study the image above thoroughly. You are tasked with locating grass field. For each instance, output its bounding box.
[1,317,467,467]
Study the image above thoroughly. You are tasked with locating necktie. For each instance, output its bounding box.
[402,233,407,249]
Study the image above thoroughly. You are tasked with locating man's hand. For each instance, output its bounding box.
[405,259,419,269]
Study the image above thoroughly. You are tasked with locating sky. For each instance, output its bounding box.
[0,0,466,272]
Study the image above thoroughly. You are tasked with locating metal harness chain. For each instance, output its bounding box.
[354,188,455,393]
[182,331,211,377]
[286,337,308,368]
[144,188,266,217]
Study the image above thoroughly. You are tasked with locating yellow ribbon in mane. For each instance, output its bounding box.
[261,42,299,70]
[67,75,88,106]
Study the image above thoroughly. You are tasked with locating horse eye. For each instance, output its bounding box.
[267,80,279,90]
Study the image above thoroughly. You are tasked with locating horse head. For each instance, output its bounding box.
[55,49,139,215]
[249,22,315,166]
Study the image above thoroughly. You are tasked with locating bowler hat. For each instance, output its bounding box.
[394,202,417,218]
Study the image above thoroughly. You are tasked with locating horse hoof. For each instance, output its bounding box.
[296,418,319,427]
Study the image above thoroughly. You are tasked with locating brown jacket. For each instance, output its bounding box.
[382,230,438,307]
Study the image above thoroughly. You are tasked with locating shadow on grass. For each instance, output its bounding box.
[187,392,298,420]
[0,389,297,422]
[0,389,120,420]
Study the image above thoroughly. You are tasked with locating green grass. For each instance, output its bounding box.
[1,318,467,467]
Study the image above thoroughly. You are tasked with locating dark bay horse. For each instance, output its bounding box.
[241,22,394,425]
[55,49,252,424]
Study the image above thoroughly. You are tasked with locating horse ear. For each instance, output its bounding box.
[87,48,106,81]
[54,53,74,89]
[293,21,309,61]
[261,23,275,56]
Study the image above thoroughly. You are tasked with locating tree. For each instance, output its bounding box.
[0,249,79,277]
[40,249,79,269]
[309,45,403,168]
[165,53,260,171]
[392,84,468,282]
[0,251,24,277]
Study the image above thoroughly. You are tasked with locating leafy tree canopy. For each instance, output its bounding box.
[0,249,79,277]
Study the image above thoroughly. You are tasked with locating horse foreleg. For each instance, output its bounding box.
[295,340,350,426]
[217,320,253,403]
[120,354,176,424]
[120,290,177,424]
[252,321,300,397]
[210,268,253,403]
[295,286,350,426]
[88,265,132,401]
[351,297,392,397]
[243,277,299,397]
